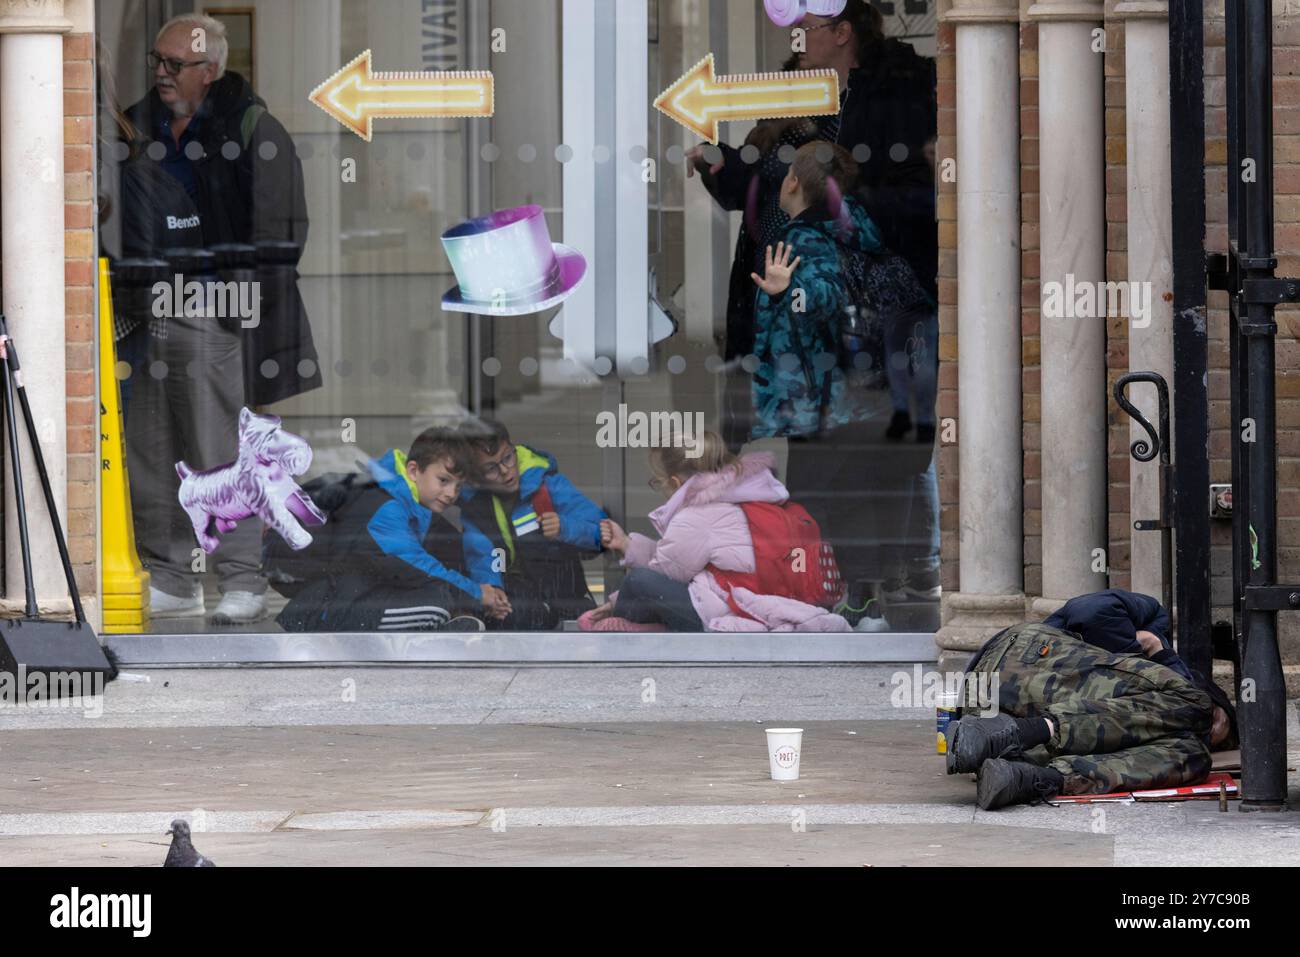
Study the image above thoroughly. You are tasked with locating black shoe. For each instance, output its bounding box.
[945,713,1022,774]
[885,410,912,440]
[975,758,1063,810]
[916,422,936,445]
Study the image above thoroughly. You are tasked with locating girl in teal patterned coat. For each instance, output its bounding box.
[749,142,885,439]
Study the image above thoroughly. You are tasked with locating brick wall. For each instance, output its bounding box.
[64,31,97,600]
[1103,6,1129,592]
[1020,18,1041,597]
[938,2,1300,664]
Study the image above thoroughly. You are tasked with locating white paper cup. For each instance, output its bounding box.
[766,728,804,781]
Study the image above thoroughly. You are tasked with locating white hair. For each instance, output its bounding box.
[157,13,228,79]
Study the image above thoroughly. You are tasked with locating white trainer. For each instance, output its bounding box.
[211,590,267,625]
[149,584,205,619]
[854,614,893,633]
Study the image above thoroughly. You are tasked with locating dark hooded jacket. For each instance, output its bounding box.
[987,589,1239,749]
[124,71,322,405]
[750,197,885,438]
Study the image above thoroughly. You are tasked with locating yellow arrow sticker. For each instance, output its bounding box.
[654,53,840,145]
[310,50,494,142]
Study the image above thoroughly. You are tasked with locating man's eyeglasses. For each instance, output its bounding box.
[148,51,209,76]
[480,448,517,481]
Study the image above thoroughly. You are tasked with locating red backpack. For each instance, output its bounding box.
[709,502,845,617]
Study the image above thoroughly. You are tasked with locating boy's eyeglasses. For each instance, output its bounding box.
[480,448,517,480]
[148,51,210,76]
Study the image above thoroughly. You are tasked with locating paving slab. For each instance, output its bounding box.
[0,665,930,729]
[0,720,970,814]
[0,822,1115,867]
[2,666,1299,867]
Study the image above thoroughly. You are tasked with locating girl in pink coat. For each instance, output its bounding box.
[592,432,851,632]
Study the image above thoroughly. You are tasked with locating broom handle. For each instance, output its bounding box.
[0,329,37,617]
[0,317,86,623]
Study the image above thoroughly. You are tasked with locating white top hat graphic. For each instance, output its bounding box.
[764,0,848,27]
[441,205,588,317]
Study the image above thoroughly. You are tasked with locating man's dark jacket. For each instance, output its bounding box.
[989,588,1238,745]
[125,71,322,405]
[703,37,937,361]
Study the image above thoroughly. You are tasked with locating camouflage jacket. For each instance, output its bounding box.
[750,198,885,439]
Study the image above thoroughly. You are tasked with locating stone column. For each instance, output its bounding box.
[935,0,1025,669]
[0,0,73,604]
[1117,0,1173,602]
[1028,0,1108,619]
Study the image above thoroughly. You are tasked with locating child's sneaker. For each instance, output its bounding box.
[576,608,666,632]
[443,615,486,632]
[853,600,892,632]
[835,597,891,632]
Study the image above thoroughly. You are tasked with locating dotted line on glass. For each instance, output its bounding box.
[125,139,907,166]
[114,350,897,383]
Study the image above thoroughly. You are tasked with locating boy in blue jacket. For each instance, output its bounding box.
[458,420,606,630]
[276,427,508,632]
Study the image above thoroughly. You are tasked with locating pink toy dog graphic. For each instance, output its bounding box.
[177,407,326,554]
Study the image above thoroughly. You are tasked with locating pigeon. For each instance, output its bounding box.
[164,819,217,867]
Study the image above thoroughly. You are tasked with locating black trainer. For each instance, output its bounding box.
[945,713,1022,774]
[975,758,1063,810]
[885,410,912,440]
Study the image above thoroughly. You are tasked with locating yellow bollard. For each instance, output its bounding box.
[98,258,150,632]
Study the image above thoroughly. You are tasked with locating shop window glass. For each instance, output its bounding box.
[96,0,938,640]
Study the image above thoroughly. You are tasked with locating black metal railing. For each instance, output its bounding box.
[1209,0,1291,810]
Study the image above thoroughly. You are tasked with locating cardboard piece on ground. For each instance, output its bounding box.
[1052,771,1238,805]
[1211,749,1242,771]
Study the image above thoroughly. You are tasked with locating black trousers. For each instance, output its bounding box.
[277,574,472,632]
[783,419,932,587]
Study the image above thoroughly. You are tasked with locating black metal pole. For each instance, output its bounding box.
[1168,0,1211,679]
[1225,0,1249,702]
[1237,0,1287,810]
[0,335,36,617]
[0,318,86,622]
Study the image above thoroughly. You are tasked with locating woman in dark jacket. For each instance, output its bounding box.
[686,0,938,626]
[688,0,937,435]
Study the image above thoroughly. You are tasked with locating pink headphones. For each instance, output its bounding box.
[764,0,849,28]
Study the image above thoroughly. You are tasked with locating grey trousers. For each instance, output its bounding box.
[125,312,266,597]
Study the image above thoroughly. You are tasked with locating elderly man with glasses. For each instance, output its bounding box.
[119,13,322,625]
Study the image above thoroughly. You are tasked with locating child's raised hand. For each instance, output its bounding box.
[750,241,801,297]
[539,512,561,540]
[600,519,628,553]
